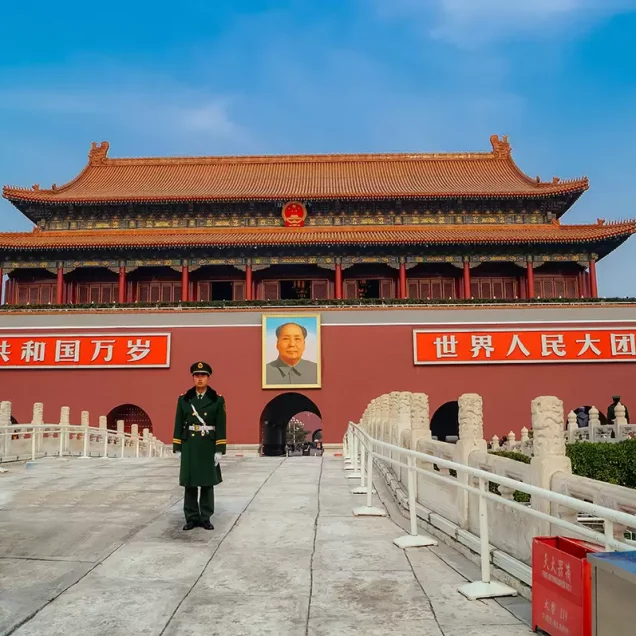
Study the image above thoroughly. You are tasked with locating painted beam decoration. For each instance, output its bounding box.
[0,333,171,368]
[413,326,636,365]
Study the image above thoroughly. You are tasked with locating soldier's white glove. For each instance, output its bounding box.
[214,452,221,466]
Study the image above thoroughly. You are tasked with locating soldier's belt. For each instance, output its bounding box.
[188,425,215,432]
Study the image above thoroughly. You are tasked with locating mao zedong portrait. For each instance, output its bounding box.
[265,322,318,386]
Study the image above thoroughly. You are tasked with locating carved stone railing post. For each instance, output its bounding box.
[0,400,12,458]
[506,431,516,452]
[31,402,44,454]
[530,396,572,536]
[388,392,399,450]
[80,411,90,458]
[456,393,487,529]
[117,420,125,457]
[98,416,108,457]
[131,424,140,457]
[379,394,390,457]
[520,426,531,456]
[491,435,499,449]
[395,392,413,483]
[60,406,70,454]
[566,411,577,444]
[143,428,150,457]
[615,403,628,439]
[589,406,600,442]
[410,393,431,449]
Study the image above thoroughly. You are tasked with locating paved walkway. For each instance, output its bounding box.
[0,456,533,635]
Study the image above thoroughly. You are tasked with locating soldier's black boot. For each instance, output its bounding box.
[183,521,198,531]
[201,520,214,530]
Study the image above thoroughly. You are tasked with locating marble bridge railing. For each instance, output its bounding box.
[355,391,636,585]
[0,401,172,462]
[493,402,636,456]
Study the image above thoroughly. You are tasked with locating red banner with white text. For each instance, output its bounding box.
[0,333,171,368]
[414,327,636,365]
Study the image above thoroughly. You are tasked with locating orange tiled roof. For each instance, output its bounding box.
[0,221,632,251]
[2,136,588,204]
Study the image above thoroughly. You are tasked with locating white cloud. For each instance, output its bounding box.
[0,85,245,142]
[177,100,238,137]
[373,0,636,46]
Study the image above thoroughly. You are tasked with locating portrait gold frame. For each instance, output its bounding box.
[261,313,322,389]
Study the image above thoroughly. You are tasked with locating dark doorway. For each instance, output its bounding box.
[358,279,380,299]
[431,401,459,442]
[312,429,323,442]
[280,280,311,300]
[211,281,233,301]
[107,404,152,435]
[260,393,321,456]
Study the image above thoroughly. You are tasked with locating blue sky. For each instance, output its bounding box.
[1,1,636,295]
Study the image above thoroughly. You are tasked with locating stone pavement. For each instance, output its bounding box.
[0,456,533,635]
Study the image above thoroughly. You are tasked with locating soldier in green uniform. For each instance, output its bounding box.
[173,361,227,531]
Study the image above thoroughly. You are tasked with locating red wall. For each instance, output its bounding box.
[1,322,635,444]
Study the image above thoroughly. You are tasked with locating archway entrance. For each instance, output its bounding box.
[260,393,321,456]
[431,401,459,442]
[107,404,152,435]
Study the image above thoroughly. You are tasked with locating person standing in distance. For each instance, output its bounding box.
[173,361,226,531]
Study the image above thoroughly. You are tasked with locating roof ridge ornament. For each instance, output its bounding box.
[490,134,511,159]
[89,141,110,165]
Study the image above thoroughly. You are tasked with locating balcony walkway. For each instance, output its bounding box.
[0,456,532,636]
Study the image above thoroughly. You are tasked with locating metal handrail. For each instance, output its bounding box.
[343,421,636,601]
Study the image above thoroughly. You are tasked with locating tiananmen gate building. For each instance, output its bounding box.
[1,135,635,452]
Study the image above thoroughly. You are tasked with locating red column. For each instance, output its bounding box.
[245,263,253,300]
[0,267,3,305]
[589,259,598,298]
[5,280,12,305]
[463,261,471,299]
[181,265,189,302]
[335,262,343,299]
[526,261,535,299]
[578,271,587,298]
[118,267,127,304]
[399,262,407,299]
[56,265,64,304]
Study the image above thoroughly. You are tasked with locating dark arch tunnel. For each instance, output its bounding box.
[260,393,321,456]
[430,400,459,442]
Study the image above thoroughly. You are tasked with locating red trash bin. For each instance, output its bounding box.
[532,536,603,636]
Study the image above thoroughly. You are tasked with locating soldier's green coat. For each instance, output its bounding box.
[173,386,227,487]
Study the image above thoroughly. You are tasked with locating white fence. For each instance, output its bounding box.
[0,400,171,462]
[346,391,636,596]
[343,415,636,601]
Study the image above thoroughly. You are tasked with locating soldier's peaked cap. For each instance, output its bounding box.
[190,361,212,376]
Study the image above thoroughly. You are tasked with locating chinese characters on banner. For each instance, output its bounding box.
[0,334,171,368]
[413,328,636,365]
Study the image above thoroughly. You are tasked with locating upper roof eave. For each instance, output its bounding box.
[2,135,589,205]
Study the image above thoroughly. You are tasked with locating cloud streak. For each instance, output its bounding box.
[373,0,636,46]
[0,84,245,143]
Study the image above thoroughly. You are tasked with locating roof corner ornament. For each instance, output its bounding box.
[32,184,40,191]
[552,176,560,184]
[597,218,605,226]
[490,134,511,159]
[89,141,110,165]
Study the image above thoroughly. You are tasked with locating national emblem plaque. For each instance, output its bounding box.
[282,201,307,227]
